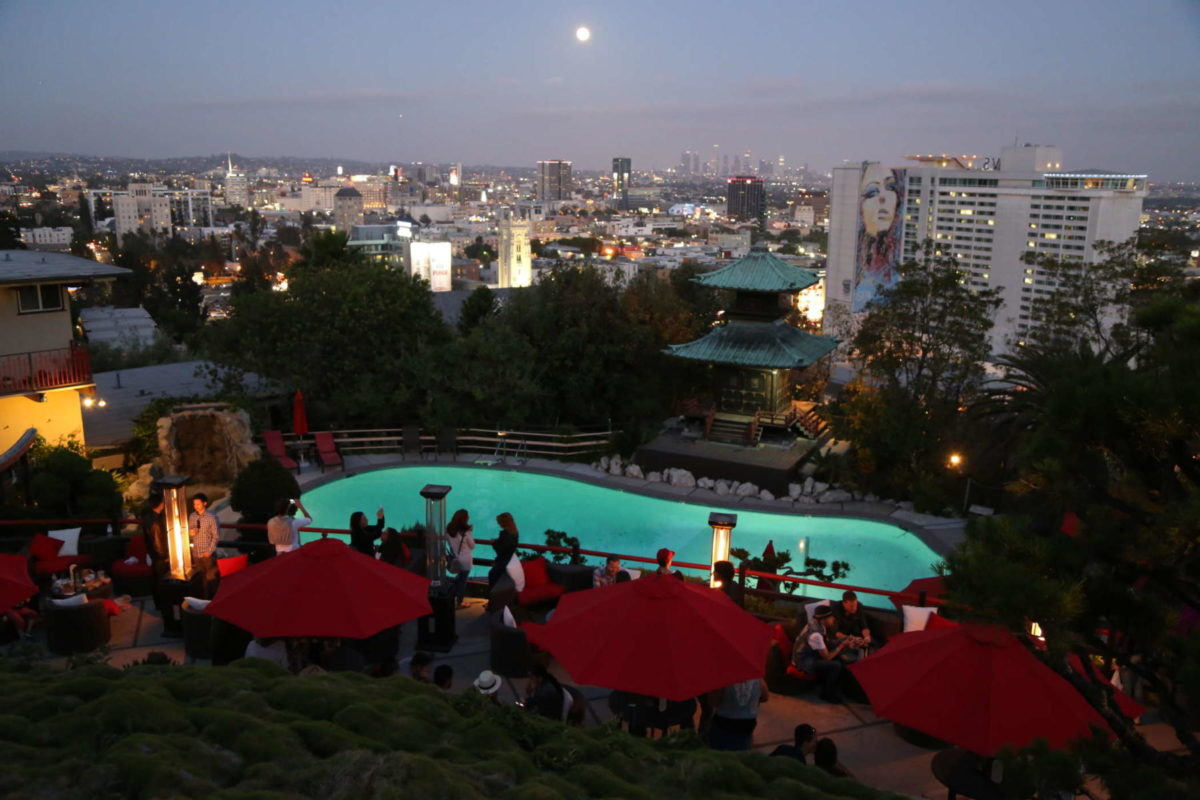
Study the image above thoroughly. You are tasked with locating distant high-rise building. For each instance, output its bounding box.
[679,151,693,174]
[536,160,573,202]
[721,154,730,176]
[742,151,752,174]
[224,155,250,208]
[612,157,632,209]
[498,207,532,288]
[333,185,364,231]
[758,159,774,177]
[825,144,1146,353]
[727,176,765,227]
[692,152,701,174]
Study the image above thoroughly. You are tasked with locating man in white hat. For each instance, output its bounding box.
[473,669,503,702]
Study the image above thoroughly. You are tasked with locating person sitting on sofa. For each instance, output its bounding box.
[832,590,872,662]
[793,605,851,703]
[593,555,622,588]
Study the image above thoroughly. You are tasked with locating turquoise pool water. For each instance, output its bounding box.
[300,466,941,605]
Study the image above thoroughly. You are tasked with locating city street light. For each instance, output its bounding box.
[946,453,972,514]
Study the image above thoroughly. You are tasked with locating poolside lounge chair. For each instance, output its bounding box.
[263,430,299,473]
[402,425,424,461]
[314,432,343,472]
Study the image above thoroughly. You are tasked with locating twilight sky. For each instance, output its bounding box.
[2,0,1199,180]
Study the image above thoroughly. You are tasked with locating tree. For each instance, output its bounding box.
[457,285,497,335]
[0,212,23,249]
[620,271,702,345]
[202,261,451,427]
[826,250,1002,504]
[463,236,496,263]
[296,229,356,271]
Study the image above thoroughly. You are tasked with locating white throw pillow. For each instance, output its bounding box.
[47,527,82,557]
[184,596,211,611]
[902,604,939,632]
[50,593,88,607]
[804,601,832,626]
[501,606,517,628]
[623,568,641,580]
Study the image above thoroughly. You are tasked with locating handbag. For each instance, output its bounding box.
[446,534,469,574]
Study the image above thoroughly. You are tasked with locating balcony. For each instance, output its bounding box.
[0,343,93,398]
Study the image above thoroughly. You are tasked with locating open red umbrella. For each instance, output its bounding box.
[890,575,946,612]
[850,623,1113,756]
[523,574,772,700]
[0,554,36,609]
[1066,653,1144,721]
[204,538,431,638]
[292,390,309,436]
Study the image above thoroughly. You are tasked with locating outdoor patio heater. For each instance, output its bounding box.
[153,475,193,581]
[417,483,457,651]
[708,512,737,588]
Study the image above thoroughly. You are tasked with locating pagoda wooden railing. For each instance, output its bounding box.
[703,407,715,441]
[797,408,829,439]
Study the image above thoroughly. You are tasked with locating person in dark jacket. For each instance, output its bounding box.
[488,512,519,588]
[713,560,745,608]
[523,664,567,720]
[349,506,386,558]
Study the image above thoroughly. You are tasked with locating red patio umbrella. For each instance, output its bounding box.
[849,623,1113,756]
[1066,653,1144,721]
[292,390,309,436]
[0,554,36,609]
[523,573,772,701]
[890,575,946,612]
[204,538,431,639]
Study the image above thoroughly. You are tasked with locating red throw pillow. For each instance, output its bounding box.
[102,598,122,616]
[521,557,550,587]
[771,623,792,661]
[127,534,149,561]
[31,532,64,561]
[217,554,249,576]
[925,612,958,630]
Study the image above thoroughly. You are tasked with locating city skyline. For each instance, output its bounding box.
[1,1,1199,180]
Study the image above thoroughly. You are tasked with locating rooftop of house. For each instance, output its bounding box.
[0,250,131,286]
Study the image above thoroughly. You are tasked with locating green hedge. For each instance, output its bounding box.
[0,659,902,800]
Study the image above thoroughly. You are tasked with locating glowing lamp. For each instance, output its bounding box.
[420,484,452,586]
[947,453,963,469]
[153,475,193,581]
[708,512,737,588]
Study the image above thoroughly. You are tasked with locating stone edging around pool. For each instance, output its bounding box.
[269,453,965,559]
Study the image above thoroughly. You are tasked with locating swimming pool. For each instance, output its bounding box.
[299,466,941,605]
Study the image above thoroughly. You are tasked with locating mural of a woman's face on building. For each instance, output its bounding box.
[859,163,899,237]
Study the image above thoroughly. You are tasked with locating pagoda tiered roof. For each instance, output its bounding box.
[665,320,837,369]
[692,250,819,293]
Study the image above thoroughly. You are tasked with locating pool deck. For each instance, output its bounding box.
[230,451,966,558]
[18,586,1185,800]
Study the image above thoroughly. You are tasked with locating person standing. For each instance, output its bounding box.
[141,493,177,633]
[267,497,312,555]
[655,548,683,579]
[488,512,521,590]
[445,509,475,609]
[188,493,220,598]
[706,677,769,751]
[713,560,745,608]
[349,506,386,558]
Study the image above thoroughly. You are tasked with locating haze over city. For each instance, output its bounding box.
[2,0,1199,179]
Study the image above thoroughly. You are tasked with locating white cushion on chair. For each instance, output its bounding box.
[902,604,939,632]
[49,593,88,607]
[47,527,82,556]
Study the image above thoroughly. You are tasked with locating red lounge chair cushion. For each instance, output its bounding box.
[519,582,565,606]
[111,559,153,578]
[218,555,250,576]
[33,554,92,577]
[31,533,64,561]
[925,612,959,630]
[786,665,815,681]
[522,557,551,587]
[127,534,149,561]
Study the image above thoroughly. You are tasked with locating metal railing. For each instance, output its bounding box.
[0,343,92,397]
[270,425,615,460]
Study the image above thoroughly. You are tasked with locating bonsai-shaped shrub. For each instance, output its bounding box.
[543,529,584,564]
[228,458,301,536]
[25,444,123,535]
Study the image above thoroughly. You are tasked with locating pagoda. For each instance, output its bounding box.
[666,247,837,444]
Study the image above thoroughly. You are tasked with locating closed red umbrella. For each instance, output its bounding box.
[523,573,772,701]
[890,575,946,612]
[204,538,431,638]
[849,623,1112,756]
[0,554,36,609]
[292,390,309,436]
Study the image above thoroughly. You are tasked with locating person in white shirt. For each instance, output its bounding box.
[266,497,312,555]
[445,509,476,609]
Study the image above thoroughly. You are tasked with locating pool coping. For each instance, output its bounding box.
[267,452,964,559]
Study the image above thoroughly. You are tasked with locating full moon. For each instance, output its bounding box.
[575,26,591,42]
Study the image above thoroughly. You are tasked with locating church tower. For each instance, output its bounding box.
[497,207,531,288]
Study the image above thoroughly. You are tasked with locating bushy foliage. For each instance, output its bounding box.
[0,660,899,799]
[229,458,301,527]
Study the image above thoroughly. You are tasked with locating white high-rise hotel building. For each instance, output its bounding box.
[825,144,1147,354]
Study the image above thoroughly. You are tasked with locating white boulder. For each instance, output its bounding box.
[646,471,662,483]
[736,482,760,497]
[625,464,644,479]
[668,468,696,488]
[758,489,775,501]
[803,477,815,495]
[714,480,731,496]
[818,489,853,503]
[812,481,830,495]
[788,483,802,499]
[600,456,610,471]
